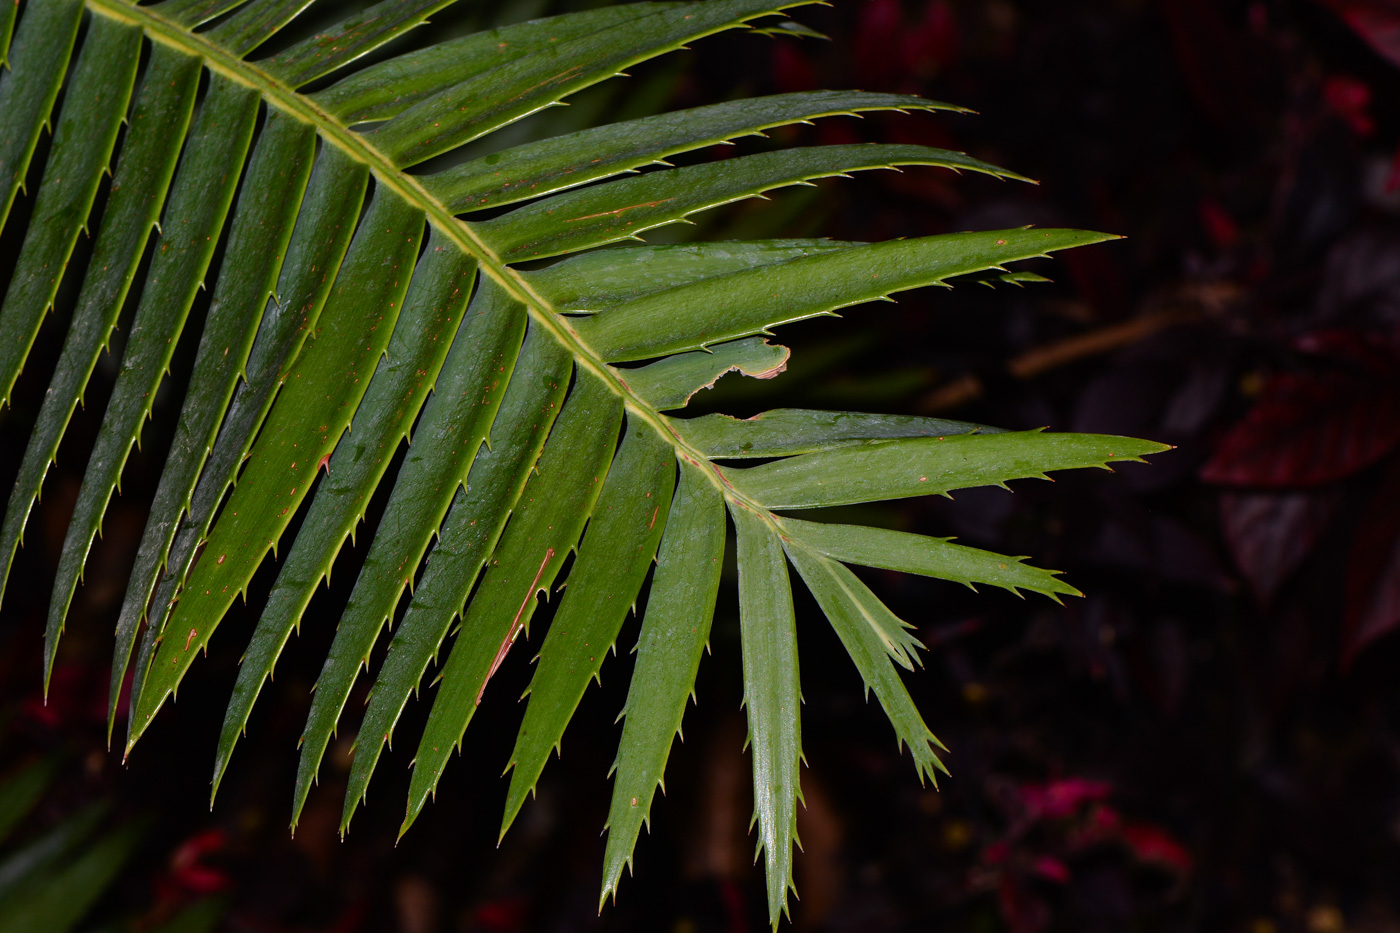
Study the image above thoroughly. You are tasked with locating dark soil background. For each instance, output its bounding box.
[4,0,1400,931]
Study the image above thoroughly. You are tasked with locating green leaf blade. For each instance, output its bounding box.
[782,541,946,782]
[283,268,527,828]
[402,367,623,835]
[673,408,1004,459]
[431,90,962,213]
[207,0,319,57]
[111,111,317,739]
[45,76,260,687]
[0,821,142,933]
[526,240,860,311]
[0,803,106,904]
[368,0,816,168]
[0,19,163,611]
[779,516,1081,600]
[732,430,1170,510]
[262,0,459,89]
[623,337,789,411]
[215,231,481,804]
[129,189,424,750]
[0,1,15,65]
[574,227,1108,361]
[311,3,683,125]
[500,418,677,837]
[342,320,572,832]
[0,759,58,846]
[601,457,724,906]
[153,0,255,29]
[730,503,802,928]
[0,14,141,410]
[123,146,370,745]
[0,0,83,236]
[479,144,1024,263]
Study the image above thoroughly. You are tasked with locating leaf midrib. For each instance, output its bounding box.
[85,0,763,519]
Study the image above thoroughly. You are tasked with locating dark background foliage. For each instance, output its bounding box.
[4,0,1400,930]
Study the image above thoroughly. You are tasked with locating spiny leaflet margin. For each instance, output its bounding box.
[84,0,794,537]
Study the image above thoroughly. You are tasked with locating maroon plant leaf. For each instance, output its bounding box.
[1019,779,1115,821]
[1319,0,1400,71]
[998,874,1050,933]
[1201,364,1400,487]
[1118,821,1193,878]
[1159,0,1259,131]
[1343,458,1400,665]
[1220,490,1340,604]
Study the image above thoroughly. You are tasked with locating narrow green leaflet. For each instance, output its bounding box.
[129,191,424,748]
[263,0,459,89]
[207,0,318,56]
[732,430,1170,510]
[0,0,15,65]
[45,77,259,686]
[369,0,814,167]
[778,516,1081,599]
[480,144,1024,262]
[285,271,524,828]
[0,0,82,234]
[153,0,254,28]
[1,23,169,612]
[601,458,724,905]
[123,148,370,738]
[110,113,316,735]
[622,337,789,411]
[342,322,572,832]
[789,541,920,668]
[403,368,622,834]
[782,541,946,782]
[527,240,859,311]
[0,822,141,933]
[0,803,106,903]
[430,91,958,212]
[574,228,1108,361]
[312,3,682,125]
[0,759,57,845]
[146,898,228,933]
[500,420,676,837]
[215,230,480,803]
[674,409,1003,459]
[731,504,802,927]
[0,15,140,409]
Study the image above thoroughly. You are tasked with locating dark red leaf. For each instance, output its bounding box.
[1343,458,1400,665]
[771,39,816,93]
[1118,822,1194,876]
[1323,74,1376,136]
[1157,0,1258,130]
[1319,0,1400,70]
[900,1,959,78]
[1032,855,1071,884]
[1201,367,1400,486]
[1019,778,1114,820]
[1199,198,1240,250]
[853,0,903,88]
[473,895,529,932]
[998,874,1050,933]
[167,829,231,896]
[1220,490,1340,603]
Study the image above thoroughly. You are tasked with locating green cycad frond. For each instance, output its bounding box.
[0,0,1169,926]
